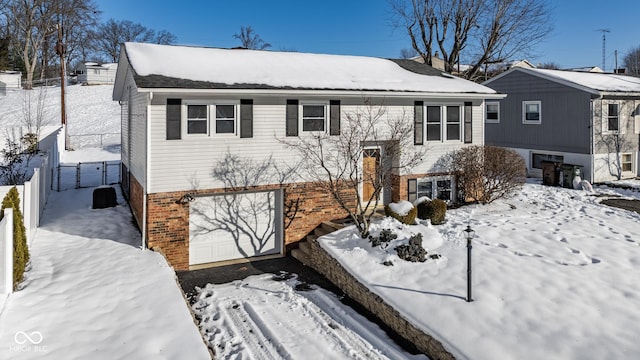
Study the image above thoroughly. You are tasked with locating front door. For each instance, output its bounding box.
[362,149,380,204]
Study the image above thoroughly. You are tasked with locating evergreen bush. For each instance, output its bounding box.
[416,200,433,220]
[429,199,447,225]
[1,187,29,290]
[384,203,417,225]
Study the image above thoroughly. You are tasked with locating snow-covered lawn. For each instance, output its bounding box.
[0,169,210,359]
[320,182,640,360]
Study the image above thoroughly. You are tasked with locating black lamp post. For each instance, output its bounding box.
[464,224,475,302]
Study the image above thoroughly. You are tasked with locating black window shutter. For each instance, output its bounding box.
[166,98,181,140]
[464,101,472,143]
[240,99,253,138]
[286,99,298,136]
[407,178,418,203]
[330,100,341,135]
[414,101,424,145]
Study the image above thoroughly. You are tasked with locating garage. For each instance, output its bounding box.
[189,190,283,265]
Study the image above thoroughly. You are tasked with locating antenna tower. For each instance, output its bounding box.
[597,29,610,71]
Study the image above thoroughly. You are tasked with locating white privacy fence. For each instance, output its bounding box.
[0,209,13,300]
[0,127,59,299]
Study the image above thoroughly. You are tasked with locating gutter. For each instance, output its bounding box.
[141,91,152,251]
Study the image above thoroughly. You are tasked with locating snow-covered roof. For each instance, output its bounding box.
[120,42,498,95]
[485,67,640,94]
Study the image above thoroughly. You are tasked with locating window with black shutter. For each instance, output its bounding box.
[286,99,298,136]
[414,101,424,145]
[240,99,253,138]
[166,98,181,140]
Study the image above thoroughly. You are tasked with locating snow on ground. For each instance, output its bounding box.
[0,182,210,359]
[193,274,427,360]
[320,182,640,360]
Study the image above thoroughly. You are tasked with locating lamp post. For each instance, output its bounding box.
[464,224,475,302]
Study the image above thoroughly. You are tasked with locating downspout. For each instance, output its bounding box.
[142,91,153,251]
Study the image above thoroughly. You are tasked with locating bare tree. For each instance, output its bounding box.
[400,47,418,59]
[233,26,271,50]
[389,0,553,80]
[20,85,48,156]
[94,18,176,62]
[538,62,561,70]
[623,45,640,77]
[596,130,633,181]
[280,100,425,238]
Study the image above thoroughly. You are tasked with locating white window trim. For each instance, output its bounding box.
[424,103,464,143]
[486,101,500,123]
[212,102,239,136]
[182,101,240,137]
[621,152,633,173]
[522,100,541,125]
[299,102,328,133]
[605,102,621,134]
[183,102,209,136]
[416,175,456,203]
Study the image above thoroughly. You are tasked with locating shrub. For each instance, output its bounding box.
[416,199,433,220]
[429,199,447,225]
[384,202,417,225]
[395,233,427,262]
[1,187,29,290]
[448,145,526,203]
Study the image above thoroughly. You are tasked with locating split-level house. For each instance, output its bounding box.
[112,42,503,270]
[483,67,640,183]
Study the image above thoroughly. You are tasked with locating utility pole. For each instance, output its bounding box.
[597,29,610,72]
[54,20,68,150]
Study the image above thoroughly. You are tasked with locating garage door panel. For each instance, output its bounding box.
[189,191,281,265]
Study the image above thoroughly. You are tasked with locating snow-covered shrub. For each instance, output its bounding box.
[395,233,427,262]
[384,201,417,225]
[1,187,29,289]
[368,228,398,248]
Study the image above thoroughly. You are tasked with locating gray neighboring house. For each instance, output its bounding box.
[483,67,640,183]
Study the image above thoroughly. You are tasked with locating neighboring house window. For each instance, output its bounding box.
[531,153,563,169]
[426,106,441,141]
[622,153,632,172]
[187,104,208,134]
[302,104,326,131]
[446,106,461,141]
[607,103,619,131]
[486,102,500,123]
[522,101,541,124]
[215,104,235,134]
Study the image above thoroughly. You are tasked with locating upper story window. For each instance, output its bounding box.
[302,104,326,132]
[426,105,441,141]
[215,104,236,134]
[486,102,500,123]
[522,101,541,124]
[446,106,461,141]
[607,103,619,131]
[187,104,208,134]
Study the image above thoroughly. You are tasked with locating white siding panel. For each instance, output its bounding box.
[128,88,148,187]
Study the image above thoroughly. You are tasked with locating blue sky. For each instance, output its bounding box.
[98,0,640,71]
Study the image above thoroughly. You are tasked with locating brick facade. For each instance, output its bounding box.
[129,174,144,228]
[140,181,355,271]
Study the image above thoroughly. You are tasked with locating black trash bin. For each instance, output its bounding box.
[92,187,117,209]
[541,160,561,186]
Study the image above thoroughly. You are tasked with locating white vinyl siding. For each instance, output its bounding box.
[146,98,488,193]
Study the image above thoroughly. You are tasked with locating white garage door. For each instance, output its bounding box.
[189,190,282,265]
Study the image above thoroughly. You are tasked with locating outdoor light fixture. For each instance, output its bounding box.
[177,193,195,204]
[464,224,475,302]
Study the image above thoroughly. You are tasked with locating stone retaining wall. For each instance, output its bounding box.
[307,235,456,360]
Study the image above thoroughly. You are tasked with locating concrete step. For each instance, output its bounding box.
[291,248,309,265]
[314,227,329,238]
[305,234,318,243]
[321,221,344,233]
[298,241,311,255]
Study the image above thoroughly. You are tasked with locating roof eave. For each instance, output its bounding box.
[133,86,504,99]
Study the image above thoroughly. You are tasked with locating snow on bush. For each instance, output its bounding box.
[384,201,417,225]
